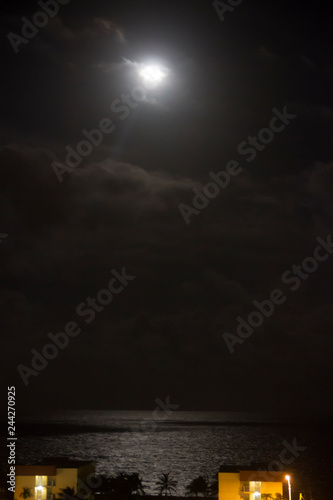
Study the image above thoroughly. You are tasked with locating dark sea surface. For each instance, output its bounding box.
[3,411,332,499]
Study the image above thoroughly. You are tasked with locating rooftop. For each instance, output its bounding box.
[219,466,288,482]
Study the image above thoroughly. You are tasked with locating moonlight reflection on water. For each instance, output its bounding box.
[11,411,330,497]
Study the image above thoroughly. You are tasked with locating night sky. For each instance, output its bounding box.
[1,0,332,417]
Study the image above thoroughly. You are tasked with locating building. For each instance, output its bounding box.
[15,459,96,500]
[218,466,288,500]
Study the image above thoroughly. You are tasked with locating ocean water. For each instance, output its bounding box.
[4,411,332,499]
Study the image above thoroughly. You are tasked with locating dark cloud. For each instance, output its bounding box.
[0,0,332,416]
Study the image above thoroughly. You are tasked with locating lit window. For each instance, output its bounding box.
[35,477,47,487]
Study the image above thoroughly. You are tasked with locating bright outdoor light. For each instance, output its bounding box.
[138,64,167,87]
[37,486,43,491]
[286,475,291,500]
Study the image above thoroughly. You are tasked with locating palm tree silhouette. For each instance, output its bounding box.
[20,488,33,499]
[155,474,178,496]
[185,476,210,497]
[124,473,145,496]
[261,495,273,500]
[57,487,76,500]
[106,472,145,498]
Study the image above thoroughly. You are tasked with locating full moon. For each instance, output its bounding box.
[138,64,168,87]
